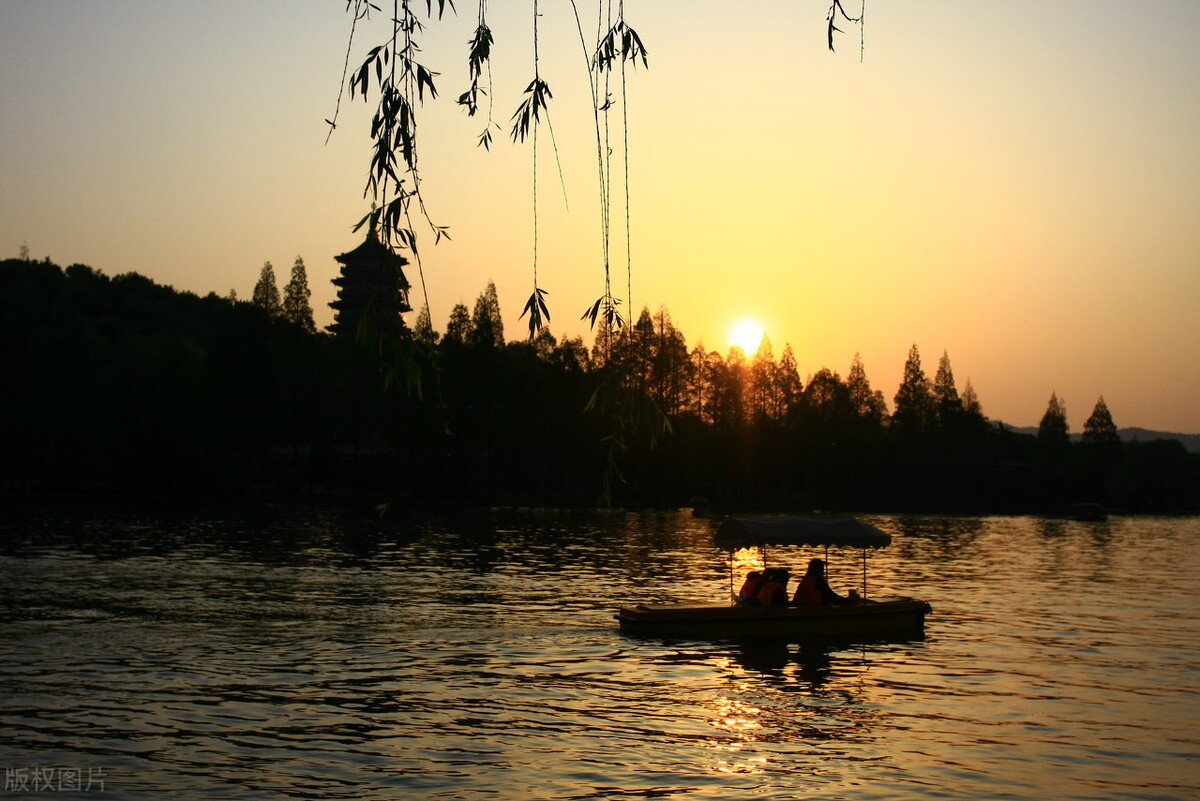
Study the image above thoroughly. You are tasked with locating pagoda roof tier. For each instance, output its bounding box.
[335,234,411,290]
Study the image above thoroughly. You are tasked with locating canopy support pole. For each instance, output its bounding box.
[728,552,735,603]
[861,549,869,599]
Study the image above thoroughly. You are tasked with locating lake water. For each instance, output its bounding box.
[1,505,1198,800]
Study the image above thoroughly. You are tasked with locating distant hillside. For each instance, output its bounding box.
[1006,425,1200,453]
[1116,428,1200,453]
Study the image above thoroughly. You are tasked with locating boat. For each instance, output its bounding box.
[616,516,932,640]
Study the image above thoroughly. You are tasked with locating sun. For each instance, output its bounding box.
[728,317,766,354]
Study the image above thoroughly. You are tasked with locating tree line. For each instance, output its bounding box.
[2,256,1195,512]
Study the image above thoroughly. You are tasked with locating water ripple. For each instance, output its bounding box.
[1,509,1198,799]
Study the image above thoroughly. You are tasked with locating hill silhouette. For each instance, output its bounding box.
[1007,426,1200,454]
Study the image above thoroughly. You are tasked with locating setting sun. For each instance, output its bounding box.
[729,318,766,354]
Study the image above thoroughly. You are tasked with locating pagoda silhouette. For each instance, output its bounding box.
[327,227,412,340]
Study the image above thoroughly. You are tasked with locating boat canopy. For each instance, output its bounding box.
[715,516,892,550]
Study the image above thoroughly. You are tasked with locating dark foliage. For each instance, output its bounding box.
[2,258,1196,512]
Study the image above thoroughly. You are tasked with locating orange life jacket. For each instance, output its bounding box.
[757,579,787,607]
[738,574,764,601]
[793,575,824,606]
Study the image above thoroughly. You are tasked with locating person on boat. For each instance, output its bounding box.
[737,571,765,606]
[792,558,852,606]
[756,568,791,607]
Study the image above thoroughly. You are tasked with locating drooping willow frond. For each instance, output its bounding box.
[456,1,499,149]
[509,78,554,142]
[827,0,865,58]
[581,293,624,332]
[457,24,493,117]
[520,287,552,340]
[593,19,648,72]
[333,0,453,258]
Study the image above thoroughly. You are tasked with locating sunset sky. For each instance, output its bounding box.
[2,1,1198,433]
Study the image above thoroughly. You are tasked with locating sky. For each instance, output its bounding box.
[2,1,1198,433]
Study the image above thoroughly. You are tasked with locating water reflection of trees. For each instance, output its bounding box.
[1035,516,1114,549]
[889,514,986,564]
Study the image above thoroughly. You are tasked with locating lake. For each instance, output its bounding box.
[1,505,1198,800]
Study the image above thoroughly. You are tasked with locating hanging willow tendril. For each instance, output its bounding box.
[328,0,452,272]
[827,0,866,59]
[574,0,668,502]
[456,0,499,149]
[512,0,555,340]
[328,1,860,327]
[326,3,853,502]
[575,0,647,361]
[577,0,642,347]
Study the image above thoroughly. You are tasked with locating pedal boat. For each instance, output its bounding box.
[616,516,932,640]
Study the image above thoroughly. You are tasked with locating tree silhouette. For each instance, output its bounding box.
[615,309,656,390]
[443,303,470,346]
[962,380,983,418]
[532,327,557,361]
[22,256,1200,509]
[1079,396,1123,504]
[468,281,505,349]
[282,256,316,334]
[1082,396,1119,446]
[252,261,282,318]
[803,368,851,432]
[749,337,779,421]
[893,344,933,434]
[550,335,591,374]
[847,352,887,424]
[9,257,1197,512]
[888,344,937,498]
[647,307,692,417]
[686,344,709,421]
[707,348,748,429]
[1036,392,1072,505]
[932,350,962,424]
[777,346,805,419]
[1038,393,1069,444]
[588,314,622,369]
[843,352,888,501]
[412,303,438,345]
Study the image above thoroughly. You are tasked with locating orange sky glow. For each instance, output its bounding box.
[2,1,1198,432]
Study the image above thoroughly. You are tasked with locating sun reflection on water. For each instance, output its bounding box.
[4,509,1198,800]
[706,695,768,774]
[727,547,765,599]
[710,695,764,738]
